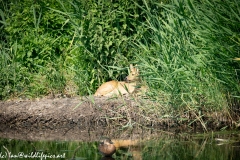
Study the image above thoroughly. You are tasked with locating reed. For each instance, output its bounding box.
[133,0,240,112]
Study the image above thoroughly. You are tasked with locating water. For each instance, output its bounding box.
[0,131,239,160]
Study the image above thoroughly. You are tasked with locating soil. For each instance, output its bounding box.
[0,96,239,142]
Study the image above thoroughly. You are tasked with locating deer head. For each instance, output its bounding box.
[125,64,139,82]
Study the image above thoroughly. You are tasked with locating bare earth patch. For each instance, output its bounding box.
[0,96,238,141]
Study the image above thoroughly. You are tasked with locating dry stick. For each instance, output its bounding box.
[31,143,37,152]
[187,105,208,132]
[71,145,81,160]
[227,92,234,123]
[3,146,10,160]
[181,96,208,132]
[195,137,208,158]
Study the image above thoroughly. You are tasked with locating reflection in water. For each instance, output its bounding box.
[0,131,239,160]
[140,132,240,160]
[98,138,142,160]
[98,137,116,157]
[112,139,142,160]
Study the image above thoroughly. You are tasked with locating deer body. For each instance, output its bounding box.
[94,64,139,97]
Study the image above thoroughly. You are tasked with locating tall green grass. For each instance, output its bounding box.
[134,0,240,111]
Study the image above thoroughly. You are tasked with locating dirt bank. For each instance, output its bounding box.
[0,96,239,141]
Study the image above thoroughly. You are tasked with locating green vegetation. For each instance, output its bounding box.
[134,0,240,111]
[0,0,239,113]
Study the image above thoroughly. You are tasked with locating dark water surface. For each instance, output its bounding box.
[0,131,239,160]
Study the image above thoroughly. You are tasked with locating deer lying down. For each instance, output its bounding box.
[94,64,144,97]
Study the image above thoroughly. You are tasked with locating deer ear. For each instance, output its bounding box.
[130,64,133,70]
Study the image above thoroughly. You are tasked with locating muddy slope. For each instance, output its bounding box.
[0,96,238,141]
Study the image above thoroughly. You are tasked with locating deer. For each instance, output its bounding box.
[94,64,145,97]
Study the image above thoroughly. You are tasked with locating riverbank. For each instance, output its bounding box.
[0,96,239,139]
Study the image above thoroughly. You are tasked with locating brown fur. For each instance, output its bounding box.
[94,64,140,97]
